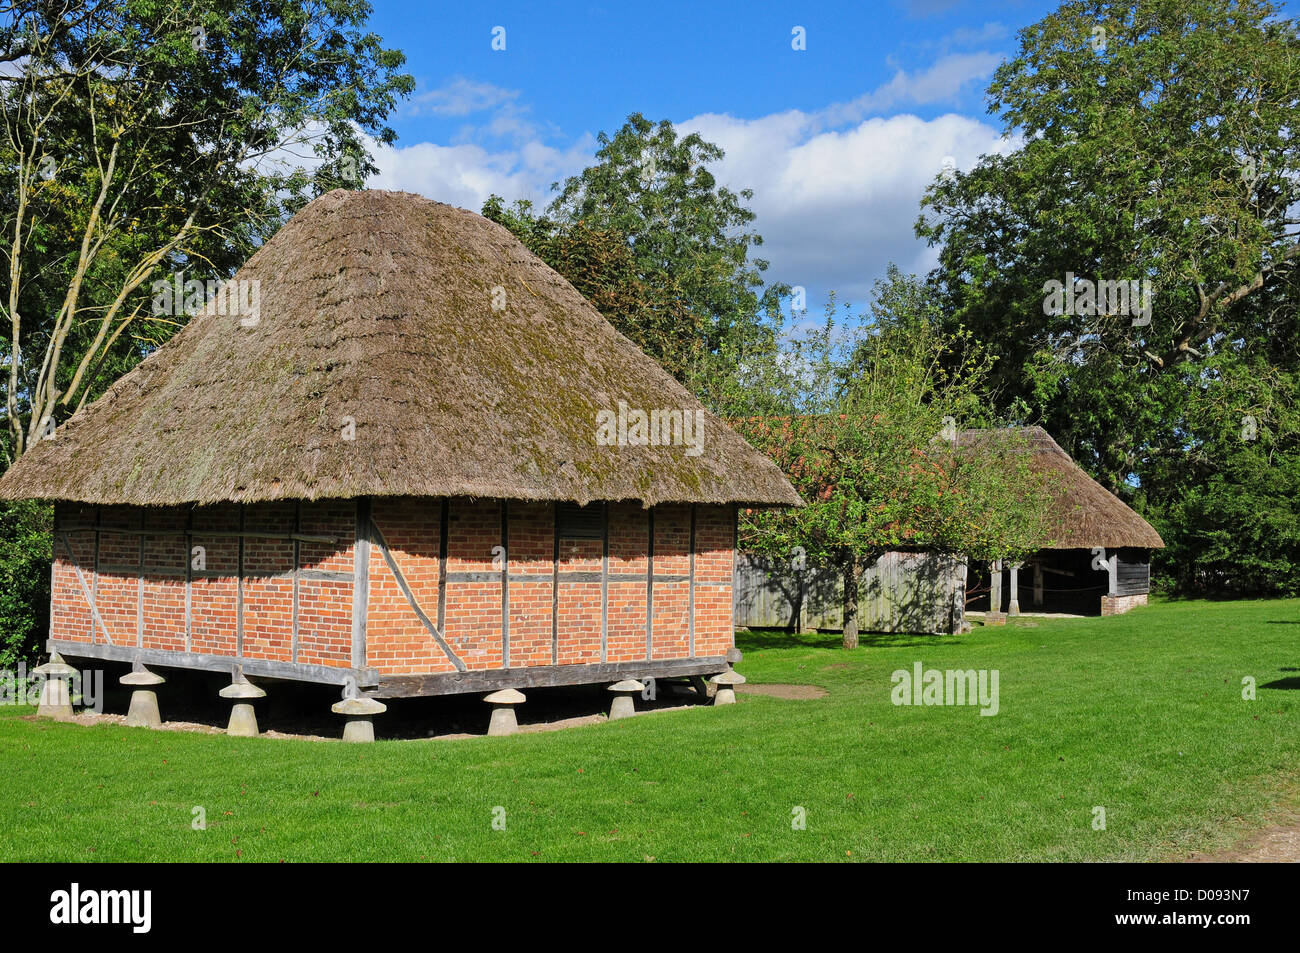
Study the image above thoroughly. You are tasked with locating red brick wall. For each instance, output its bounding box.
[50,498,738,681]
[607,502,648,663]
[693,505,735,658]
[507,501,555,668]
[365,499,736,675]
[50,503,95,646]
[51,500,357,669]
[141,507,187,654]
[651,503,691,660]
[296,500,356,666]
[366,497,453,676]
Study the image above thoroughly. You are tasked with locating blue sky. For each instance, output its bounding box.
[362,1,1062,314]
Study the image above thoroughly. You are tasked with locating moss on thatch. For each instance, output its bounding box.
[0,190,800,508]
[958,427,1164,549]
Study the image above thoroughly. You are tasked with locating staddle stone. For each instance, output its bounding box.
[710,669,747,706]
[607,679,644,721]
[33,654,78,720]
[220,678,265,737]
[484,688,525,736]
[332,695,387,743]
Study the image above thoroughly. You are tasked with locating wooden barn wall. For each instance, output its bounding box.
[734,551,966,635]
[1114,548,1151,597]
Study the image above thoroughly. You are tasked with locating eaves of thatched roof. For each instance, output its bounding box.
[0,189,801,509]
[958,426,1164,549]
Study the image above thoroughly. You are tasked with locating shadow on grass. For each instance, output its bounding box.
[738,629,843,651]
[1261,677,1300,690]
[738,628,964,652]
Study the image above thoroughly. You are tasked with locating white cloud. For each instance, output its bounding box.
[407,76,518,117]
[680,109,1013,306]
[366,134,595,213]
[821,52,1003,125]
[372,52,1013,309]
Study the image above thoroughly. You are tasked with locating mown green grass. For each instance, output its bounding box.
[1,598,1297,861]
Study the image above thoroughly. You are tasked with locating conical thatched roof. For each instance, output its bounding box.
[0,189,800,508]
[958,427,1164,549]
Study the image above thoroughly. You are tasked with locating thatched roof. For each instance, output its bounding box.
[958,427,1164,549]
[0,189,800,508]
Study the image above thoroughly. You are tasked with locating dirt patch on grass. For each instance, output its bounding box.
[1187,822,1300,862]
[736,683,828,700]
[1186,805,1300,863]
[27,711,333,741]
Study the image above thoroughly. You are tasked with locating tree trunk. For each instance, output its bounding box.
[841,557,859,650]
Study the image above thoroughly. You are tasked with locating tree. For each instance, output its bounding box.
[482,195,698,373]
[484,113,785,383]
[915,0,1300,593]
[0,498,50,669]
[0,0,412,665]
[0,0,414,464]
[727,269,1052,648]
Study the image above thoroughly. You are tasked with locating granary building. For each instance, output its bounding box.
[0,189,800,739]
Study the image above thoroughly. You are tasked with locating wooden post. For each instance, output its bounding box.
[1033,560,1044,606]
[352,498,371,670]
[1008,563,1021,616]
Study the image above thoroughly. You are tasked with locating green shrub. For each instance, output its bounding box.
[0,500,52,669]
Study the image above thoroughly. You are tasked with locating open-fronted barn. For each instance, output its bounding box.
[733,426,1163,634]
[961,427,1165,618]
[0,189,800,738]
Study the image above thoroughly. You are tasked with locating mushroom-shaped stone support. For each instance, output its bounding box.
[33,654,79,720]
[484,688,525,736]
[332,694,387,742]
[709,669,747,706]
[219,678,266,737]
[121,666,165,729]
[607,679,645,721]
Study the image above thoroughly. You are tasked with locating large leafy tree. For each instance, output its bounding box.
[916,0,1300,593]
[0,0,411,665]
[484,113,784,384]
[0,0,413,464]
[726,270,1052,648]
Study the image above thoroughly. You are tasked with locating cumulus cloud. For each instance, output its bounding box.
[681,110,1013,307]
[372,51,1013,309]
[366,134,595,212]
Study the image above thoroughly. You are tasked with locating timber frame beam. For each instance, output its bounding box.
[49,638,380,688]
[373,655,730,699]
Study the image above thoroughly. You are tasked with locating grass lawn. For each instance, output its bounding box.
[1,597,1298,862]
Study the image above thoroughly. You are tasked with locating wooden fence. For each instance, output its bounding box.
[734,551,967,635]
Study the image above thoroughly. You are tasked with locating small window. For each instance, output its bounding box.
[557,502,603,539]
